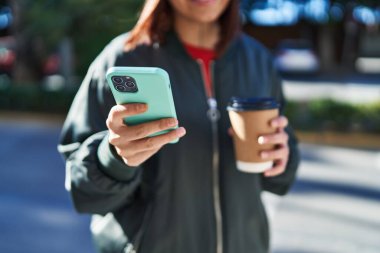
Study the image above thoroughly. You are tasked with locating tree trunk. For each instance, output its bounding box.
[11,0,45,84]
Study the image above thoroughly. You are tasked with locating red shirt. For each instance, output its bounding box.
[184,43,216,98]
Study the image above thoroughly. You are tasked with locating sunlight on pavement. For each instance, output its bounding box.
[284,81,380,104]
[265,144,380,253]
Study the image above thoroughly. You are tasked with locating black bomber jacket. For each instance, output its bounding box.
[58,31,300,253]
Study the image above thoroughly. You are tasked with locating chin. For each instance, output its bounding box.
[171,0,230,24]
[195,14,220,23]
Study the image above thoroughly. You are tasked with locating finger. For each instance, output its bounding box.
[264,159,287,177]
[132,127,186,151]
[270,115,288,129]
[106,103,148,129]
[258,131,289,145]
[228,127,235,137]
[260,145,289,160]
[117,127,186,157]
[124,147,161,167]
[126,117,179,141]
[109,117,176,146]
[108,130,128,147]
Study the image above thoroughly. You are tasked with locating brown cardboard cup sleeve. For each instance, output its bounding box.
[227,97,279,173]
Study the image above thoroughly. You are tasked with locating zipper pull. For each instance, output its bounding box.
[207,98,220,123]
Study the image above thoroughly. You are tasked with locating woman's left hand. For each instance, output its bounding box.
[258,115,290,177]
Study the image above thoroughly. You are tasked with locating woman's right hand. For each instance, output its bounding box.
[106,103,186,167]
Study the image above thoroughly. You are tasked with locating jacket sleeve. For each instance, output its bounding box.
[260,57,301,196]
[58,47,143,215]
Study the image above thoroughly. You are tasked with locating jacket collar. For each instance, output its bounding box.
[163,30,240,67]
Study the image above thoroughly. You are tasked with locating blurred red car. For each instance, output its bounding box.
[0,36,15,76]
[0,35,61,79]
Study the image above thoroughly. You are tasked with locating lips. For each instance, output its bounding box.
[191,0,216,5]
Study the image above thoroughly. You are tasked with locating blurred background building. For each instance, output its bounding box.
[1,0,380,86]
[241,0,380,75]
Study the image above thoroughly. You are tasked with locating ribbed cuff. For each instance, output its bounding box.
[97,134,139,181]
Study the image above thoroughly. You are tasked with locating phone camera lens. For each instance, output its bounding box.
[112,76,123,84]
[111,75,138,93]
[115,85,127,92]
[126,81,136,88]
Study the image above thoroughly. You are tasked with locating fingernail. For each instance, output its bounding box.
[177,127,186,137]
[271,121,278,128]
[167,118,178,127]
[258,136,265,144]
[133,104,142,111]
[139,104,147,111]
[261,152,268,159]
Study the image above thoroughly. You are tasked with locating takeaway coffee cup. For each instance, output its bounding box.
[227,97,279,173]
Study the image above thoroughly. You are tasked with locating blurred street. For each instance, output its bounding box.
[283,73,380,103]
[0,119,94,253]
[1,115,379,253]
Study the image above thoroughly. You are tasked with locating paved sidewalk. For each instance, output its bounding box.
[283,72,380,104]
[283,80,380,104]
[0,121,94,253]
[264,144,380,253]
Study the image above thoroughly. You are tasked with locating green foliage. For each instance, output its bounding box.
[308,99,358,131]
[17,0,143,77]
[356,102,380,132]
[0,82,78,113]
[285,99,380,133]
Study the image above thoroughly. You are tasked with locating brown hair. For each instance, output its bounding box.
[125,0,240,57]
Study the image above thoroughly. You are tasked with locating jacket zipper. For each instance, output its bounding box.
[197,59,223,253]
[123,203,153,253]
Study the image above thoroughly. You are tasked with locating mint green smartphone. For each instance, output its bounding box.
[106,66,178,143]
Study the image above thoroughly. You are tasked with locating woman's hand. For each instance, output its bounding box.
[106,103,186,167]
[258,116,289,177]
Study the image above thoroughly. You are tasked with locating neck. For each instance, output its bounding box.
[173,16,219,49]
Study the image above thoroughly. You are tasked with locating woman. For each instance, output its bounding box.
[58,0,300,252]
